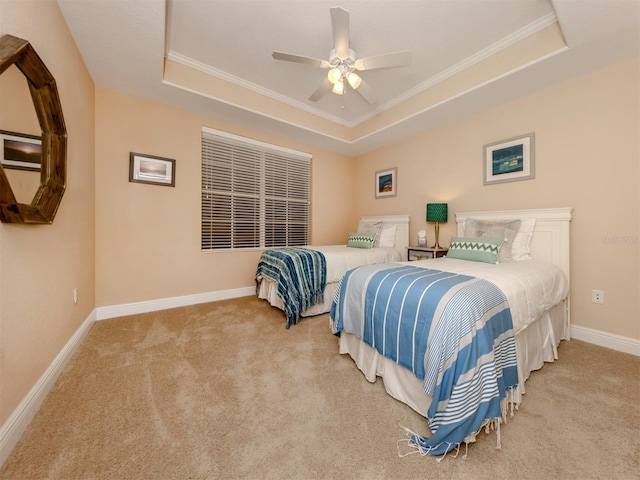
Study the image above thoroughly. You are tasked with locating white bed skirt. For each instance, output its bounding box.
[338,299,569,417]
[257,278,338,317]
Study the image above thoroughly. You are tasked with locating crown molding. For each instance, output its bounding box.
[352,12,560,125]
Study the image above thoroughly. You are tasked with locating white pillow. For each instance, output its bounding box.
[464,218,521,263]
[378,224,397,248]
[511,218,536,261]
[357,220,383,247]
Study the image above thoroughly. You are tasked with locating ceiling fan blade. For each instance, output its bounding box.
[354,51,412,71]
[330,7,350,58]
[272,52,330,68]
[355,78,377,105]
[309,78,333,102]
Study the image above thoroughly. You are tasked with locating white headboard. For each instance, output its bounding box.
[360,214,411,261]
[455,208,573,283]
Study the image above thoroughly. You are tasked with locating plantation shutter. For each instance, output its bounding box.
[201,127,311,250]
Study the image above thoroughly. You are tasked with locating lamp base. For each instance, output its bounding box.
[430,223,442,249]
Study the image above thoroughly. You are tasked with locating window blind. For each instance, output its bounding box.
[202,127,311,250]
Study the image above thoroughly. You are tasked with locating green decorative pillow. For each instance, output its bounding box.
[446,237,504,264]
[347,232,376,249]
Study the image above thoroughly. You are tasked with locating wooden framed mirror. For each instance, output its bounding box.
[0,34,67,224]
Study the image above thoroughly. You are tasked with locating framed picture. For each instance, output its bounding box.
[483,133,535,185]
[375,167,397,198]
[129,152,176,187]
[0,130,42,172]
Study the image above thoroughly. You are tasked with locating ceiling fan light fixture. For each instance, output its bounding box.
[332,79,345,95]
[347,72,361,89]
[272,7,412,104]
[327,67,342,84]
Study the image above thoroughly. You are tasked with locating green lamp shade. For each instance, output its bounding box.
[426,203,448,223]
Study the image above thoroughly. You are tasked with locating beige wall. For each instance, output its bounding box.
[95,88,355,307]
[354,57,640,340]
[0,0,96,424]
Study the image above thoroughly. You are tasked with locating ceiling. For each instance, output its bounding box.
[57,0,639,156]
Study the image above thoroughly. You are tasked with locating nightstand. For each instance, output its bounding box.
[407,246,448,261]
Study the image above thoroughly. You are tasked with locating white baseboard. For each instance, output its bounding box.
[571,324,640,356]
[0,309,97,467]
[95,286,255,320]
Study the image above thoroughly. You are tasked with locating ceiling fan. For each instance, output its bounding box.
[272,7,411,105]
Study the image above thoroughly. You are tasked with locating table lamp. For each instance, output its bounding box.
[426,203,448,249]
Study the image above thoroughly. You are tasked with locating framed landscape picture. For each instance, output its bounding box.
[375,167,397,198]
[483,133,535,185]
[129,152,176,187]
[0,130,42,172]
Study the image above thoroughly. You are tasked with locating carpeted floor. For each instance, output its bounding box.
[1,296,639,480]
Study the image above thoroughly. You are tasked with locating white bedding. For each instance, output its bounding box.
[257,245,402,316]
[409,257,569,333]
[307,245,402,283]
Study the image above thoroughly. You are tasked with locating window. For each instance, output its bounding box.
[202,127,311,250]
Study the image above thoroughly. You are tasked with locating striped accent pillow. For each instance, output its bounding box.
[446,237,504,264]
[347,232,376,249]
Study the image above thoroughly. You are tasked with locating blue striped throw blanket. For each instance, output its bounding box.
[330,263,518,456]
[256,248,327,328]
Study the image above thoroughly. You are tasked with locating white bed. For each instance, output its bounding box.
[335,207,572,453]
[257,214,410,318]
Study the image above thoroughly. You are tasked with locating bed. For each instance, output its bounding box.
[256,214,410,327]
[330,207,572,457]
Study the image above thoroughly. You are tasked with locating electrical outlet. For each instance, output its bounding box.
[73,288,78,305]
[592,289,604,304]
